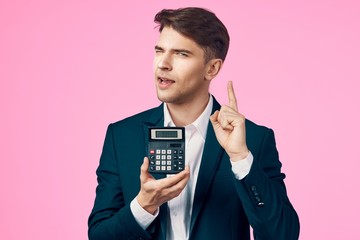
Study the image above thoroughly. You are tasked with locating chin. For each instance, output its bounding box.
[157,94,177,104]
[157,95,171,103]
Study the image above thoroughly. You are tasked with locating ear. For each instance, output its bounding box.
[204,59,223,81]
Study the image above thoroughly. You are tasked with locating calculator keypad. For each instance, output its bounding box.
[149,148,185,173]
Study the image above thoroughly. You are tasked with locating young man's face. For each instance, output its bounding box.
[153,27,211,105]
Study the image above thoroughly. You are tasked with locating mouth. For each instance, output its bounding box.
[158,77,175,88]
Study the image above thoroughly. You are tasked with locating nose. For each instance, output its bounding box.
[157,53,172,71]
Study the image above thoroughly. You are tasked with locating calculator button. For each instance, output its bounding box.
[148,140,184,173]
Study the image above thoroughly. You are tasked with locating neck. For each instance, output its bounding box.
[166,94,210,127]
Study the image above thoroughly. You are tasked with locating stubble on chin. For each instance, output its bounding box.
[156,90,181,104]
[157,94,175,104]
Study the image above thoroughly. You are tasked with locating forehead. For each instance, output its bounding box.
[157,27,205,55]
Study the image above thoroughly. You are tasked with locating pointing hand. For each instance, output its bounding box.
[210,81,249,161]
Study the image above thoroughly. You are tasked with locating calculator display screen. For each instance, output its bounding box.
[150,128,183,140]
[156,131,177,138]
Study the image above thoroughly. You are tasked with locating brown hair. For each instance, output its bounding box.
[154,7,230,62]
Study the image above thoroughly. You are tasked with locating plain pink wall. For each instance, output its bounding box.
[1,0,359,239]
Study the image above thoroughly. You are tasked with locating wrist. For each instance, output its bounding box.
[229,149,249,162]
[136,195,158,215]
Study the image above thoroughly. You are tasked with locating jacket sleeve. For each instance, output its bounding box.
[234,128,300,240]
[88,124,152,240]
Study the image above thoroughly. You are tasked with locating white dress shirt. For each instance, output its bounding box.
[130,95,254,239]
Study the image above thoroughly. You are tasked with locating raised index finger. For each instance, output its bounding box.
[227,81,238,111]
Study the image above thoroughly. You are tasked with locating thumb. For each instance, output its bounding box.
[210,110,220,124]
[141,157,149,172]
[140,157,152,182]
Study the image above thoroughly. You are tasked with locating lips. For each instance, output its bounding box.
[158,77,175,88]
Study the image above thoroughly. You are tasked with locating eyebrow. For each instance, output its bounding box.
[154,45,193,55]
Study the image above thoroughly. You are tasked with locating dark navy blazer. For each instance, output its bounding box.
[88,98,300,240]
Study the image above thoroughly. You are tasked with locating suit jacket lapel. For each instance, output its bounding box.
[142,103,167,181]
[189,98,224,235]
[142,103,164,127]
[141,103,168,239]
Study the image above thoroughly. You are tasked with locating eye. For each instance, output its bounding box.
[154,47,164,54]
[177,52,189,57]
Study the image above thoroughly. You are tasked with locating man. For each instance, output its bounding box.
[88,7,300,240]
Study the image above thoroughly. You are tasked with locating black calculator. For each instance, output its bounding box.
[147,127,185,174]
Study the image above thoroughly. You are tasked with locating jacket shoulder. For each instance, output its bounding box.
[110,105,161,130]
[245,118,271,135]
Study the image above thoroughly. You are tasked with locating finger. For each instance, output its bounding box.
[164,170,190,197]
[157,166,190,188]
[140,157,152,182]
[140,157,149,173]
[164,166,190,198]
[227,81,238,112]
[210,110,220,124]
[219,113,234,131]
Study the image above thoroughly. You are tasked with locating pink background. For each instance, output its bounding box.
[1,0,359,239]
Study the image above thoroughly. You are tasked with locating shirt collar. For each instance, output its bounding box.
[163,95,213,141]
